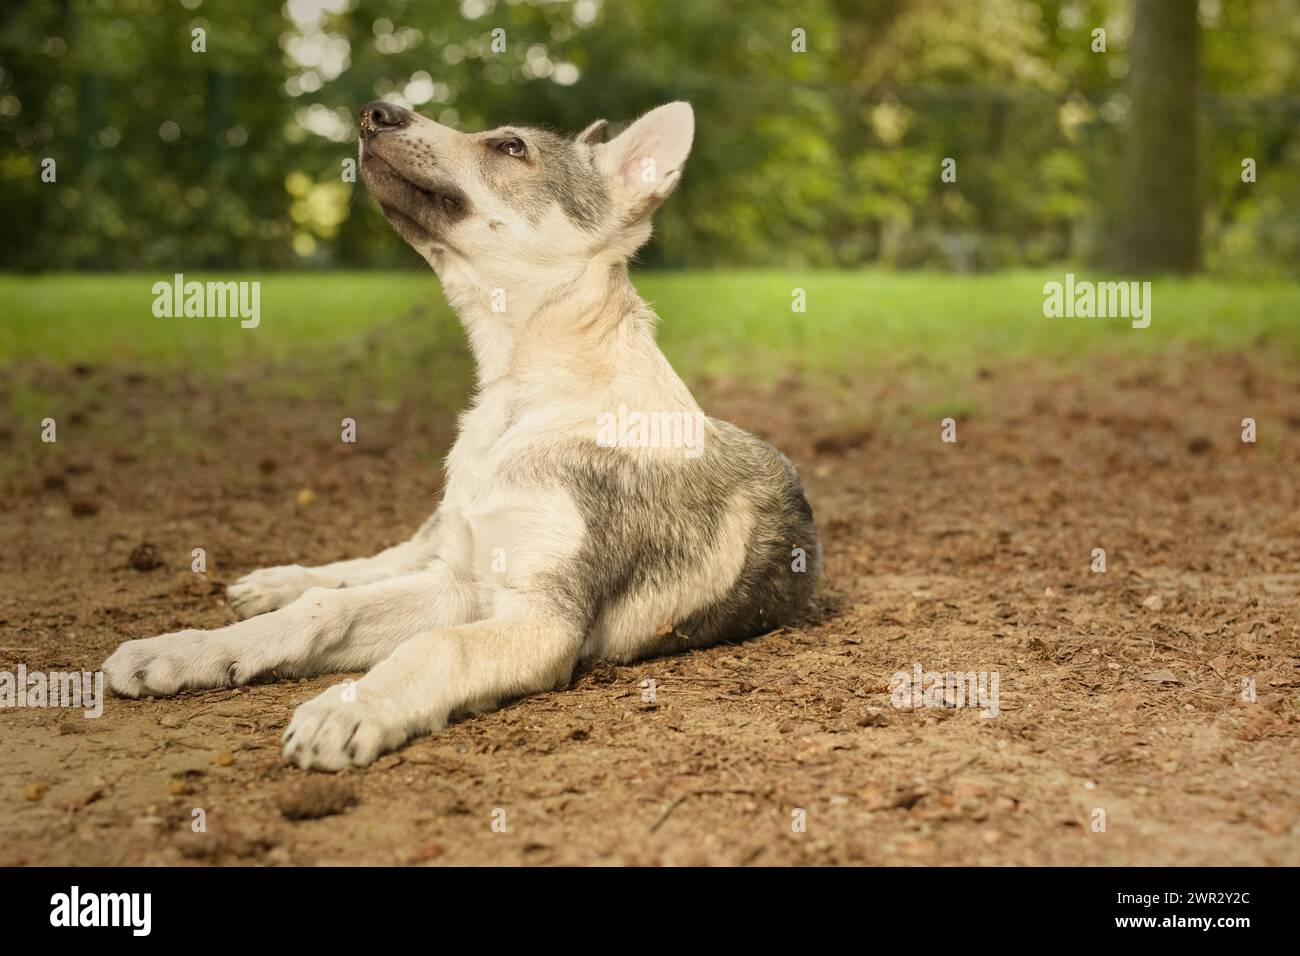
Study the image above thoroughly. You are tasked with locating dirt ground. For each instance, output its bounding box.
[1,348,1298,866]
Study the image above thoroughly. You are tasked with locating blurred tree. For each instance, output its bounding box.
[1120,0,1201,273]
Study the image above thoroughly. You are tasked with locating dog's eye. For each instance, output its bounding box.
[495,137,527,159]
[440,194,463,216]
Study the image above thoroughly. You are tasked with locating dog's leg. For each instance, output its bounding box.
[104,565,474,698]
[283,605,581,770]
[226,511,443,619]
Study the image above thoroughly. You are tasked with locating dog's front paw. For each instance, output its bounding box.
[104,630,240,697]
[283,685,409,772]
[227,564,316,619]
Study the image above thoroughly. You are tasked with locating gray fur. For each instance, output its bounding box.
[515,420,820,660]
[479,127,610,229]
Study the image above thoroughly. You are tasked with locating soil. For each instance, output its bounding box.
[1,348,1298,866]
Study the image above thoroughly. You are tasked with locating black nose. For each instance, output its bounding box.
[360,101,411,139]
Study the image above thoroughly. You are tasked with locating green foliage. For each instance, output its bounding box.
[1,0,1298,273]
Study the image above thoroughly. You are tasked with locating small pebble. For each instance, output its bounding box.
[129,542,163,571]
[276,778,357,820]
[23,783,48,802]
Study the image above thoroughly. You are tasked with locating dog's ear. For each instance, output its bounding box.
[597,102,694,215]
[577,118,608,145]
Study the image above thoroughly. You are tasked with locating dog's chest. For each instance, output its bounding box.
[438,387,585,592]
[442,384,540,493]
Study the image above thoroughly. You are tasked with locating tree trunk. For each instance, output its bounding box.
[1120,0,1201,274]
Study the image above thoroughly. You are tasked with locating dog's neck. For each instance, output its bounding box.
[438,252,659,392]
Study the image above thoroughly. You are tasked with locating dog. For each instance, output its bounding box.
[103,101,820,770]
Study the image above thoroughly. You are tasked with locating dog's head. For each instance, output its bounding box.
[358,100,694,284]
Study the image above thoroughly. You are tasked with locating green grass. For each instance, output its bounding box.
[2,270,1297,386]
